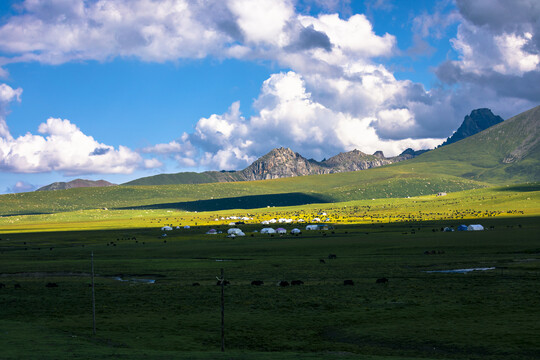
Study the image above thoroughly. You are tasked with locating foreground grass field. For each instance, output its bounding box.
[1,183,539,359]
[1,216,539,359]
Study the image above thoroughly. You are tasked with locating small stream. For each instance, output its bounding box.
[424,267,496,274]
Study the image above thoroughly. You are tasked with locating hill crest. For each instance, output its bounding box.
[37,179,116,191]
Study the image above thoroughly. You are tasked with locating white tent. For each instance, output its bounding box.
[184,225,191,229]
[467,224,484,231]
[161,226,173,231]
[228,228,244,235]
[291,228,302,234]
[306,225,319,230]
[261,227,276,234]
[276,228,287,234]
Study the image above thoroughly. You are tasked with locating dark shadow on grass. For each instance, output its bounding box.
[116,192,330,212]
[0,211,53,217]
[493,183,540,192]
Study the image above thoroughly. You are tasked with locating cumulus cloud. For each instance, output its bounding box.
[146,71,445,169]
[0,83,23,139]
[434,0,540,115]
[1,0,537,175]
[0,117,159,175]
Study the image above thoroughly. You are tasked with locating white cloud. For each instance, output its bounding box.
[0,83,23,139]
[1,0,537,176]
[228,0,293,46]
[0,117,159,175]
[299,14,395,58]
[0,0,230,64]
[146,71,445,169]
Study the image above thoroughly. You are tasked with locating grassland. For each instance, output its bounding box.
[1,182,539,359]
[0,183,538,233]
[1,217,539,359]
[0,168,489,217]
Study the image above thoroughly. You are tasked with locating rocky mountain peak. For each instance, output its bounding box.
[441,108,504,147]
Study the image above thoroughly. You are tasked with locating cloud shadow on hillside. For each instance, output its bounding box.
[117,192,330,212]
[494,183,540,192]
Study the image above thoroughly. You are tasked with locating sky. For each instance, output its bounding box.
[0,0,539,193]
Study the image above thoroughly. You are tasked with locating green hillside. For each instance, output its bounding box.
[123,170,242,185]
[0,168,486,216]
[398,105,540,184]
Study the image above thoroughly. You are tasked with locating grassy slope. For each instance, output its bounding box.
[0,168,486,216]
[398,105,540,184]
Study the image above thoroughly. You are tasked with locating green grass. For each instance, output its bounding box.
[0,183,538,233]
[0,169,489,216]
[1,217,539,359]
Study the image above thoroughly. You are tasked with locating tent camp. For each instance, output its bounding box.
[261,228,276,234]
[290,228,301,234]
[184,225,190,229]
[227,228,245,236]
[161,226,173,231]
[457,225,468,231]
[206,229,217,234]
[306,225,319,230]
[467,224,484,231]
[276,228,287,234]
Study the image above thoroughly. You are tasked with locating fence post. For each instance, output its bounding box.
[91,251,96,335]
[220,268,225,352]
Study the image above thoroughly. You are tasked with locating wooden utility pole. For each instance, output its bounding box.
[91,251,96,335]
[220,268,225,352]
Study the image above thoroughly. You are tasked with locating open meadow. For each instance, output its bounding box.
[1,184,539,359]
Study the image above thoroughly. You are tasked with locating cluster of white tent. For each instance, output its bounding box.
[214,215,253,221]
[161,225,190,231]
[444,224,485,232]
[459,224,484,231]
[227,228,246,237]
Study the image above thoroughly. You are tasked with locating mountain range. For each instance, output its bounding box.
[35,106,534,190]
[122,107,503,186]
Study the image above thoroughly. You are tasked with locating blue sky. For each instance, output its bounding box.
[0,0,539,193]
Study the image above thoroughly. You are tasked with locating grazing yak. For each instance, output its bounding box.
[277,280,289,287]
[192,282,200,286]
[251,280,264,286]
[0,283,5,289]
[291,280,304,286]
[14,284,21,289]
[343,280,354,286]
[45,282,58,288]
[376,277,389,284]
[319,259,326,264]
[328,254,337,259]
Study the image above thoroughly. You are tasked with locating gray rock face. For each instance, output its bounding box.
[233,147,426,181]
[441,108,504,147]
[238,148,327,180]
